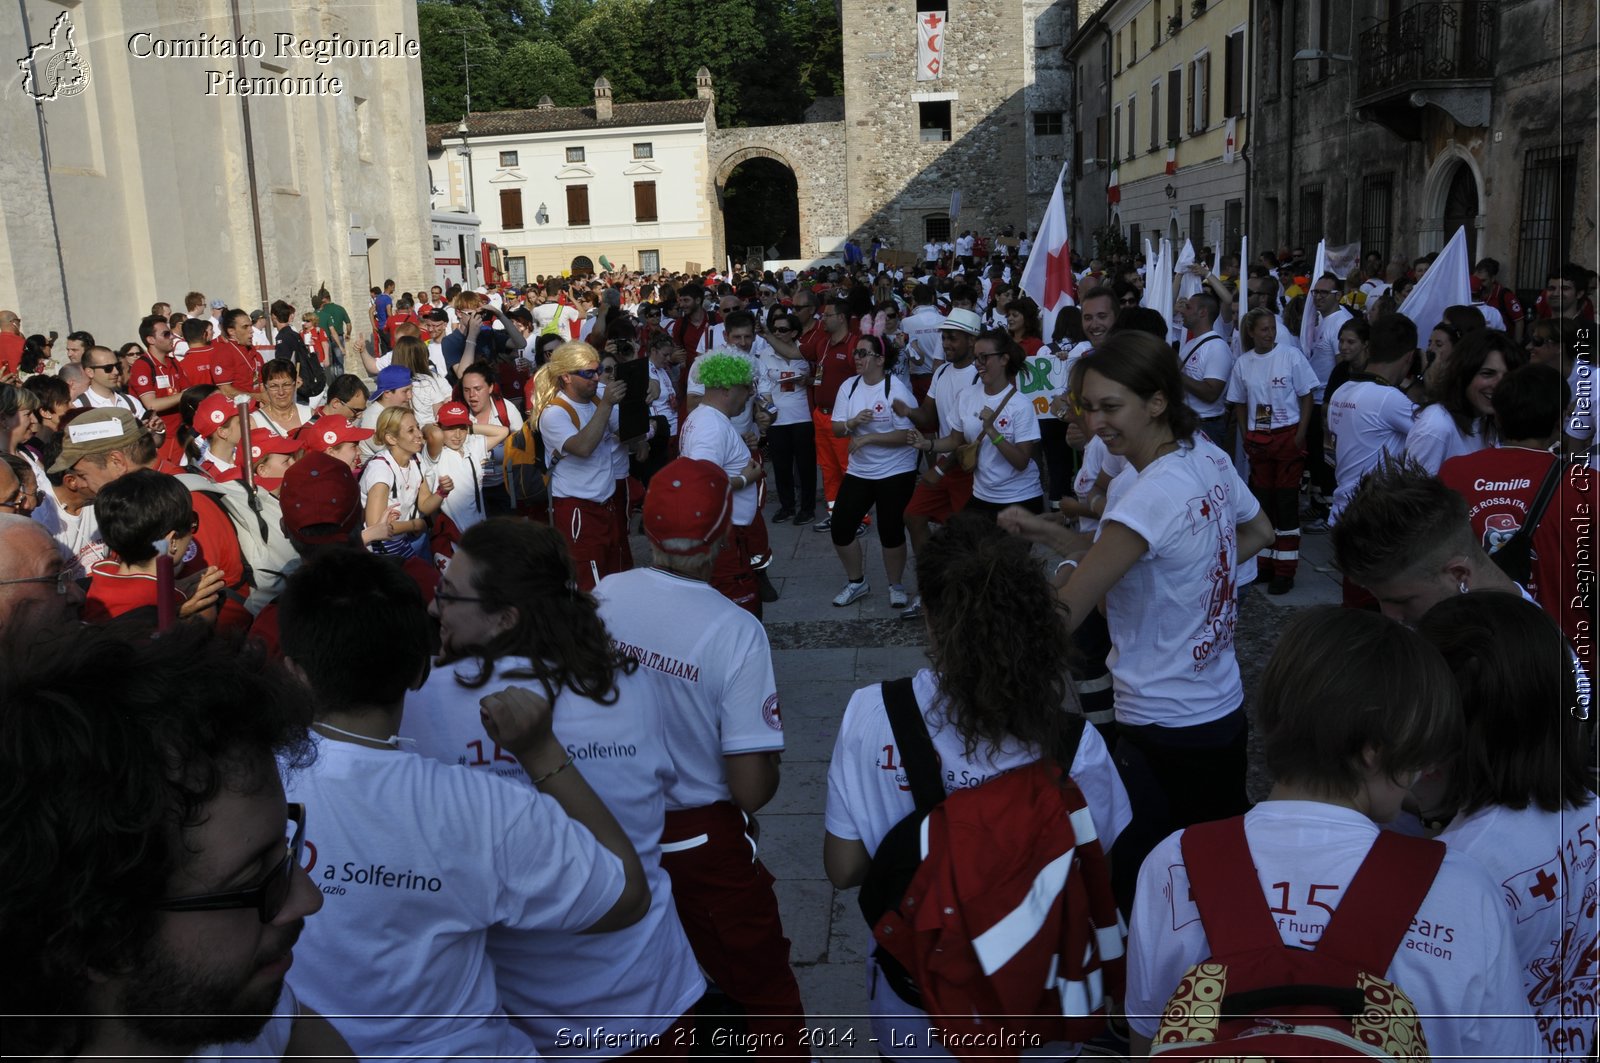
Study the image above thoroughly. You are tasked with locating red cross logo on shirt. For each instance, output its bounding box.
[873,402,885,414]
[1529,868,1560,902]
[996,417,1009,430]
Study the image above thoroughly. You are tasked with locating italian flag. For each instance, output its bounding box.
[1166,144,1177,175]
[1107,165,1120,204]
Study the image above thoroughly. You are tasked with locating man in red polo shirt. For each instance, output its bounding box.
[185,309,264,399]
[806,294,859,532]
[130,315,185,444]
[672,283,719,412]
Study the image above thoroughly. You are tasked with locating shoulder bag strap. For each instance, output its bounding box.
[1522,455,1565,536]
[880,677,945,814]
[1316,832,1444,972]
[1178,817,1284,955]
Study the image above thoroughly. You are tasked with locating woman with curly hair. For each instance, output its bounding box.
[1405,328,1527,473]
[823,513,1131,1057]
[400,518,704,1055]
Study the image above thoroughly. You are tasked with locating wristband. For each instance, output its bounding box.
[533,752,576,785]
[1054,559,1079,575]
[732,474,744,490]
[991,432,1004,445]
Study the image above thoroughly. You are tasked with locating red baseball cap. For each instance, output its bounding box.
[435,400,472,428]
[643,457,732,555]
[279,452,362,546]
[194,392,243,437]
[296,418,374,453]
[249,434,302,464]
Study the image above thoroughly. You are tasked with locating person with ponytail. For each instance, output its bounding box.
[532,341,627,591]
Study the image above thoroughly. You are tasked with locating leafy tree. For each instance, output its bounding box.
[563,0,653,104]
[418,2,512,117]
[499,39,590,107]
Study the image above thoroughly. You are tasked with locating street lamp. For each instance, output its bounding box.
[455,118,474,216]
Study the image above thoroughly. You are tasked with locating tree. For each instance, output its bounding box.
[418,2,512,119]
[499,39,589,108]
[563,0,654,104]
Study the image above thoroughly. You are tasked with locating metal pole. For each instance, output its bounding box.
[229,0,271,320]
[18,0,74,331]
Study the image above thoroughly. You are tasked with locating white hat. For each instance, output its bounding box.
[937,308,983,335]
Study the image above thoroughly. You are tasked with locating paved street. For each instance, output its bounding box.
[748,502,1344,1059]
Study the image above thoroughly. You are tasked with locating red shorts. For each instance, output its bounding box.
[904,463,975,521]
[553,495,617,591]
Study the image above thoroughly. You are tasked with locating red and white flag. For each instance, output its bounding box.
[1019,161,1078,340]
[1165,144,1177,175]
[1107,165,1120,205]
[917,10,945,81]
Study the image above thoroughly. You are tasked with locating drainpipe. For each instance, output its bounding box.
[1243,0,1254,257]
[18,0,73,329]
[228,0,271,317]
[1285,2,1295,253]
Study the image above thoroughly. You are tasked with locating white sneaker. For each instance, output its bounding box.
[899,595,923,620]
[888,585,908,608]
[832,580,870,607]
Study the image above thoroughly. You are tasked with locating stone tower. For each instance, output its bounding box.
[839,0,1076,255]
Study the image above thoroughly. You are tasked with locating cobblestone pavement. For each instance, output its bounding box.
[741,502,1343,1059]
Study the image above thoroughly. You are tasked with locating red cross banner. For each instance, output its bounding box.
[917,10,946,81]
[1018,161,1077,341]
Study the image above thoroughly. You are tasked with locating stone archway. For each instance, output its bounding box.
[1419,143,1486,257]
[708,122,847,265]
[714,145,808,266]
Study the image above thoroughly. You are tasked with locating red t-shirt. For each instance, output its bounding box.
[84,561,188,624]
[188,487,252,633]
[674,312,720,382]
[385,312,420,345]
[128,352,183,438]
[0,333,22,373]
[249,601,284,658]
[814,329,862,411]
[1439,447,1598,675]
[183,340,260,393]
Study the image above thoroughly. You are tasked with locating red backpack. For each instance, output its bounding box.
[1151,817,1442,1061]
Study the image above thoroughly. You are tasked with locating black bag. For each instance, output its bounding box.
[1487,456,1562,586]
[278,327,327,403]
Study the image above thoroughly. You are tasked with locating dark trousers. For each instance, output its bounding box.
[765,421,816,513]
[1305,401,1333,506]
[1038,418,1076,502]
[830,471,918,548]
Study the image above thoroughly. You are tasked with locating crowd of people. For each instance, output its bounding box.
[0,238,1595,1062]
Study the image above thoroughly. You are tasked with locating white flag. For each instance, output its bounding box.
[1018,162,1078,341]
[1144,238,1175,335]
[1296,240,1326,354]
[916,10,946,81]
[1399,227,1472,339]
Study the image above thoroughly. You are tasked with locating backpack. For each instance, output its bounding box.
[176,474,299,615]
[1486,456,1562,587]
[1150,817,1443,1061]
[504,395,578,511]
[859,677,1123,1059]
[294,339,327,403]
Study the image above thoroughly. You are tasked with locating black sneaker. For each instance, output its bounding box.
[793,510,815,527]
[813,514,833,533]
[855,520,871,539]
[771,508,794,524]
[1268,575,1294,595]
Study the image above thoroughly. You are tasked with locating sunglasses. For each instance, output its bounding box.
[156,804,306,924]
[572,367,602,379]
[86,363,120,373]
[772,326,795,334]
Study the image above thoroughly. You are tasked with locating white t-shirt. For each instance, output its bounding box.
[77,387,147,417]
[900,305,946,376]
[1308,306,1353,398]
[1179,331,1234,419]
[952,385,1042,503]
[1406,402,1484,475]
[1126,801,1541,1061]
[754,348,811,426]
[680,404,758,526]
[531,302,580,338]
[251,405,312,437]
[832,373,919,479]
[410,372,453,429]
[1439,794,1600,1060]
[928,360,984,439]
[1024,348,1075,422]
[686,348,758,438]
[1098,437,1260,727]
[647,360,679,434]
[400,658,705,1052]
[541,397,615,503]
[471,400,523,489]
[283,736,626,1061]
[1072,437,1127,535]
[1326,378,1416,523]
[359,451,423,522]
[422,435,489,533]
[1225,344,1320,431]
[594,567,783,810]
[374,348,449,379]
[32,491,106,580]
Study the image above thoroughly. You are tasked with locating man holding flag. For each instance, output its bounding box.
[1018,163,1082,512]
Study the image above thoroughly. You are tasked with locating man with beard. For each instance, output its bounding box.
[0,623,350,1061]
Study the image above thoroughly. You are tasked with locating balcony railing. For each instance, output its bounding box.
[1357,1,1496,96]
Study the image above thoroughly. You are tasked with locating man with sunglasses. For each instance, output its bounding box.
[131,314,186,444]
[75,343,148,417]
[1,623,350,1061]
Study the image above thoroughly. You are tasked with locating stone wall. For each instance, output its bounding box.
[708,123,849,262]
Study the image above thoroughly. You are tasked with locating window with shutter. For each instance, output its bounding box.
[1126,97,1137,160]
[634,181,658,222]
[566,185,590,227]
[1150,83,1161,151]
[1167,68,1181,142]
[499,188,524,230]
[1223,32,1243,117]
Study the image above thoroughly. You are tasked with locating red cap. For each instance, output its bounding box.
[435,400,471,428]
[279,452,361,545]
[296,418,374,452]
[194,392,242,436]
[643,457,732,556]
[249,434,302,464]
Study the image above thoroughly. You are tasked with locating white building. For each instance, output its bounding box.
[428,76,718,283]
[2,0,430,342]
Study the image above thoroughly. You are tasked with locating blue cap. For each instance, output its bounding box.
[372,365,413,399]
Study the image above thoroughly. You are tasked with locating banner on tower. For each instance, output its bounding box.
[917,10,946,81]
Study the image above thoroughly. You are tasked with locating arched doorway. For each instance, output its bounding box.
[570,255,594,276]
[719,153,801,264]
[1440,163,1479,263]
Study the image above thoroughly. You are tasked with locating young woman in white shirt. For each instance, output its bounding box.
[391,336,453,443]
[828,333,920,608]
[1416,591,1597,1060]
[1000,330,1273,892]
[360,406,451,561]
[1406,328,1526,474]
[758,310,815,524]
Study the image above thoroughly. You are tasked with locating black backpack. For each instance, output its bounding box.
[1487,456,1562,586]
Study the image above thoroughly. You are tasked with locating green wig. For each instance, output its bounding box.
[696,352,754,390]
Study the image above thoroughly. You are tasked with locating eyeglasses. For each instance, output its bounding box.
[433,586,487,606]
[975,350,1005,361]
[0,569,72,594]
[573,367,601,379]
[854,348,879,358]
[157,804,306,924]
[1313,289,1338,297]
[772,326,795,334]
[601,365,617,375]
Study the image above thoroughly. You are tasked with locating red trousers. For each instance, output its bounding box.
[904,463,975,522]
[1244,426,1305,579]
[712,522,760,618]
[554,495,617,591]
[811,407,849,508]
[910,374,932,402]
[611,477,634,575]
[660,802,805,1059]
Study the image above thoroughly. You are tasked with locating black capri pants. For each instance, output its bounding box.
[830,470,918,549]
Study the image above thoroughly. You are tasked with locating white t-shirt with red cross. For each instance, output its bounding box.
[1326,378,1417,524]
[594,567,783,811]
[1179,330,1235,419]
[680,404,758,526]
[831,373,918,480]
[951,384,1042,503]
[928,360,984,439]
[1126,801,1541,1061]
[1225,343,1320,431]
[400,657,704,1053]
[540,397,616,503]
